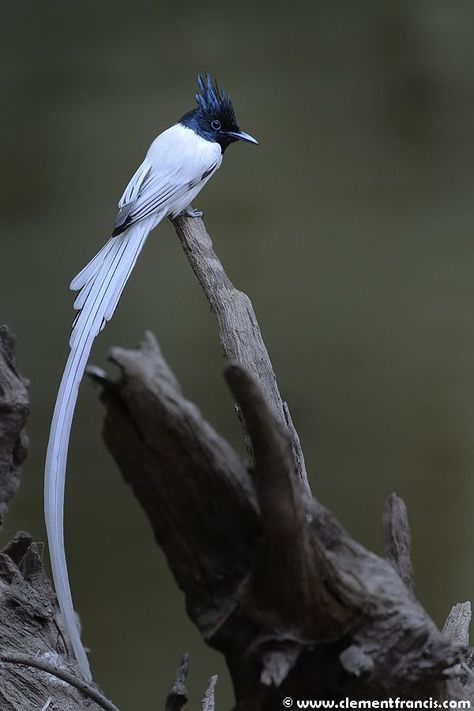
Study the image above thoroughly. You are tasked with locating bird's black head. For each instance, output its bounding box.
[180,74,258,152]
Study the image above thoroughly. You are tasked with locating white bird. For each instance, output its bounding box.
[44,74,258,681]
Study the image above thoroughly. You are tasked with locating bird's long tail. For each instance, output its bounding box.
[44,214,158,681]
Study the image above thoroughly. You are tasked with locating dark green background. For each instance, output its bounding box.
[2,1,474,708]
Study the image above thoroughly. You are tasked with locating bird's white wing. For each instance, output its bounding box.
[119,157,152,208]
[44,122,221,682]
[113,124,222,234]
[70,158,152,294]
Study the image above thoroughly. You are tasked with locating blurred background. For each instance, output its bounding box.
[2,0,474,708]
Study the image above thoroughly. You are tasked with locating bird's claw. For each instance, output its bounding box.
[180,206,204,218]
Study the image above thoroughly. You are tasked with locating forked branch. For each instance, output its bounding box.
[94,216,473,708]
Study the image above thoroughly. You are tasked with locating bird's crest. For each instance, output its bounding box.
[196,73,236,122]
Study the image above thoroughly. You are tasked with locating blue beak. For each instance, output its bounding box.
[225,130,259,145]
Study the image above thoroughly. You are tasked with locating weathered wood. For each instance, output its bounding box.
[0,326,118,711]
[201,676,217,711]
[443,603,471,648]
[99,331,261,639]
[166,654,189,711]
[172,214,310,494]
[0,326,29,527]
[93,215,474,708]
[0,538,116,711]
[383,493,414,593]
[224,364,326,634]
[99,337,470,706]
[165,655,218,711]
[0,653,119,711]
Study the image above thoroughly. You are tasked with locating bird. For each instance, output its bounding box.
[44,73,258,682]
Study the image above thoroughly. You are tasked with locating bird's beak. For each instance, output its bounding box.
[225,130,259,145]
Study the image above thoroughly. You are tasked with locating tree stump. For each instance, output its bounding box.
[0,215,472,710]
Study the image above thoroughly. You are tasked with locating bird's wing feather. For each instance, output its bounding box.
[114,124,222,231]
[118,157,152,208]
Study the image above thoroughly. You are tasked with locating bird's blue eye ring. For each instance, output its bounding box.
[211,119,221,131]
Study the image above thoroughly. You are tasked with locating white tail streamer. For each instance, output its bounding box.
[44,214,159,680]
[44,120,223,681]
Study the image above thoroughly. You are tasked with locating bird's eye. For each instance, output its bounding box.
[211,119,221,131]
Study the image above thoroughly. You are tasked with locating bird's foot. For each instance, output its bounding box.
[180,206,204,218]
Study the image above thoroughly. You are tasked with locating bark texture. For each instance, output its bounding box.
[0,217,472,710]
[91,215,474,709]
[0,326,29,528]
[0,327,118,711]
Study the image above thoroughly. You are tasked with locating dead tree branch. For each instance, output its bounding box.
[165,654,219,711]
[166,654,189,711]
[0,327,118,711]
[0,325,29,528]
[443,603,472,648]
[93,216,473,709]
[172,215,309,494]
[383,493,414,593]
